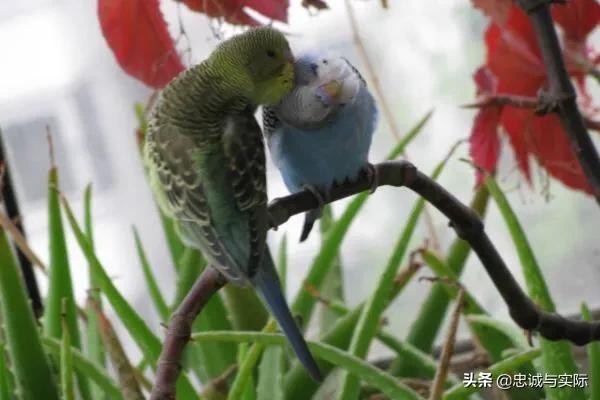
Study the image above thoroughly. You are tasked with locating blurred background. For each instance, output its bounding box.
[0,0,598,362]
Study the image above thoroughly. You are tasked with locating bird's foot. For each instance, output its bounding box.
[364,163,379,194]
[302,184,328,209]
[268,212,279,231]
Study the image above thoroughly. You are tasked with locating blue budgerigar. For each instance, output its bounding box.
[263,53,378,241]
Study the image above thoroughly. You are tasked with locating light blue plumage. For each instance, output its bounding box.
[263,53,378,240]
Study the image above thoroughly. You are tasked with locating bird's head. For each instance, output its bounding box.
[274,53,363,129]
[213,27,295,106]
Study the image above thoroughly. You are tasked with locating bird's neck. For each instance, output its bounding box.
[159,61,253,128]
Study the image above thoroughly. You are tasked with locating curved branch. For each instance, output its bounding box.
[150,267,227,400]
[151,161,600,398]
[271,160,600,345]
[514,0,600,203]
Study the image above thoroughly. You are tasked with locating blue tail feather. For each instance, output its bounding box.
[251,253,322,382]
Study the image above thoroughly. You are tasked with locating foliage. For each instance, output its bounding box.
[2,110,598,399]
[469,0,599,192]
[0,2,598,400]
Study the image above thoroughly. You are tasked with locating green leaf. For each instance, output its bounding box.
[581,303,600,400]
[284,256,420,400]
[228,321,278,400]
[133,227,169,321]
[254,240,289,400]
[389,187,490,377]
[193,332,423,400]
[318,206,346,333]
[376,330,460,386]
[83,184,107,400]
[0,227,59,400]
[386,109,433,161]
[160,212,187,273]
[45,168,92,400]
[0,337,12,400]
[172,248,206,308]
[59,195,198,399]
[337,150,451,400]
[486,176,585,400]
[256,345,284,400]
[43,337,124,400]
[419,250,485,314]
[92,299,145,400]
[443,349,542,400]
[291,110,432,326]
[466,315,530,350]
[423,253,544,400]
[277,234,288,295]
[61,312,75,400]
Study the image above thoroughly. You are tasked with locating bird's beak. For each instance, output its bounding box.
[319,80,342,99]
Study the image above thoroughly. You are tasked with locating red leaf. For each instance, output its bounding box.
[181,0,288,25]
[485,7,546,96]
[98,0,185,88]
[471,0,512,25]
[501,108,592,193]
[500,107,533,182]
[552,0,600,42]
[474,66,497,95]
[470,106,501,185]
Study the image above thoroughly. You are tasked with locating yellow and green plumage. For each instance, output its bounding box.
[144,27,321,381]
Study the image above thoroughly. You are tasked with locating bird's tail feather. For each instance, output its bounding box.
[299,208,322,242]
[252,253,322,382]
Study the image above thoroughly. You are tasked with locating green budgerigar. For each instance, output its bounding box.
[144,27,322,381]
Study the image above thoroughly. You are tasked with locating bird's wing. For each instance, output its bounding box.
[222,113,270,278]
[145,122,243,282]
[261,106,281,144]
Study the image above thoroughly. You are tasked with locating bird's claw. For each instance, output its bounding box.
[268,212,279,231]
[365,163,379,194]
[302,184,328,210]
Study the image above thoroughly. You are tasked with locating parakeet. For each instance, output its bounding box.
[263,53,378,241]
[143,28,322,381]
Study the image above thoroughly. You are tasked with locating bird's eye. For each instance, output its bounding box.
[266,50,276,58]
[322,59,328,64]
[310,63,318,76]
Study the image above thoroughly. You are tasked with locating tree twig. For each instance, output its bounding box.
[152,160,600,398]
[150,267,227,400]
[462,95,600,132]
[513,0,600,202]
[429,289,465,400]
[269,160,600,345]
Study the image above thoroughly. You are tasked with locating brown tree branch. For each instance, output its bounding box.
[151,161,600,398]
[513,0,600,202]
[150,267,227,400]
[462,95,600,132]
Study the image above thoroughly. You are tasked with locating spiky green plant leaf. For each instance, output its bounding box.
[486,176,584,400]
[337,146,453,400]
[45,168,92,400]
[0,227,59,400]
[389,187,490,377]
[193,332,423,400]
[43,337,124,400]
[59,195,198,399]
[581,303,600,400]
[443,349,541,400]
[133,227,169,321]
